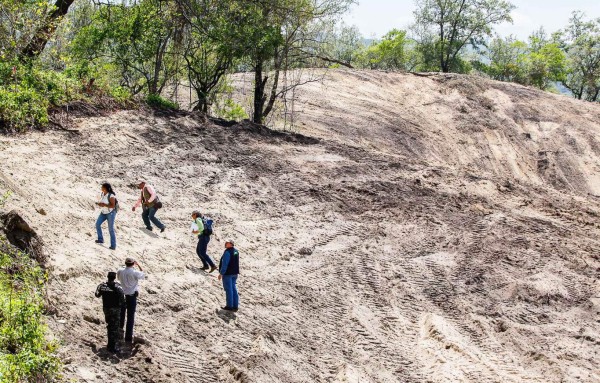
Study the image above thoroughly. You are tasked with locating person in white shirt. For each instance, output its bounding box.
[95,183,117,250]
[117,257,144,343]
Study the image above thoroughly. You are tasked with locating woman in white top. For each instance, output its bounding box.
[95,182,118,250]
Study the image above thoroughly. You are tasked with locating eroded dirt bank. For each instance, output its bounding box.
[0,70,599,382]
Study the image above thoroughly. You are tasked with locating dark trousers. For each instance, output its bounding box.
[103,307,121,350]
[120,294,137,341]
[142,206,165,230]
[196,235,215,268]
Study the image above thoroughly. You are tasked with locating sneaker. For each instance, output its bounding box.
[95,240,104,244]
[146,226,153,231]
[109,246,116,250]
[160,227,166,233]
[222,306,235,312]
[209,266,217,273]
[232,307,239,312]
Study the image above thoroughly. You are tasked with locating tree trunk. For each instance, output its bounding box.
[262,48,282,120]
[253,57,266,124]
[20,0,75,60]
[194,89,209,113]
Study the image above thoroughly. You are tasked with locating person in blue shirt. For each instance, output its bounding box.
[218,240,239,312]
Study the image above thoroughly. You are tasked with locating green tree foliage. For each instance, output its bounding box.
[558,12,600,102]
[21,0,76,59]
[355,29,416,71]
[241,0,354,123]
[478,31,566,91]
[0,0,50,61]
[317,22,364,67]
[414,0,515,72]
[525,29,566,90]
[176,0,244,113]
[71,0,181,96]
[481,36,528,83]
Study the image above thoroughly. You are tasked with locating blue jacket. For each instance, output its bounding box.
[219,248,239,275]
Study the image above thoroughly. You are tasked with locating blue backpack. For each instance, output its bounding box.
[203,218,214,236]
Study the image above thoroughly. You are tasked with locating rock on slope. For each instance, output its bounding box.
[0,70,599,382]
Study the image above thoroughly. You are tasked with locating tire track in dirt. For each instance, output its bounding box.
[4,70,600,382]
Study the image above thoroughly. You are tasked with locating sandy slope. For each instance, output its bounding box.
[0,70,599,383]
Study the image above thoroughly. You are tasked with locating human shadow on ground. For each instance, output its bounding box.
[138,227,159,238]
[216,308,237,323]
[185,265,220,280]
[83,339,141,363]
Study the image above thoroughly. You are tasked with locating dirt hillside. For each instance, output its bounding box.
[0,70,599,383]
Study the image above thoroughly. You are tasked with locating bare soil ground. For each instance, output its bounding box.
[0,70,599,382]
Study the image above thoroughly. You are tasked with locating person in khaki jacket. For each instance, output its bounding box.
[132,179,166,232]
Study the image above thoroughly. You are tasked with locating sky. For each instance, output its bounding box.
[343,0,600,40]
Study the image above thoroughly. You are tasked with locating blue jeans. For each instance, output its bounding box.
[142,206,165,230]
[196,235,215,268]
[120,294,137,342]
[96,210,117,248]
[222,275,239,308]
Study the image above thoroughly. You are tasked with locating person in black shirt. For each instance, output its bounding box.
[95,271,125,353]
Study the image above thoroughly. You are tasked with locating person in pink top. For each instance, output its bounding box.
[132,179,166,232]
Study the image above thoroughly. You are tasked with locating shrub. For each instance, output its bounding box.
[0,62,80,132]
[0,86,50,131]
[110,86,132,105]
[0,239,61,382]
[214,98,248,121]
[0,60,134,131]
[145,94,179,110]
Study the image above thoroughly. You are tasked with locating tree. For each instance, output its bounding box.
[478,31,565,90]
[558,12,600,102]
[482,35,528,83]
[71,0,181,95]
[356,29,414,71]
[21,0,76,60]
[317,22,363,68]
[0,0,57,61]
[176,0,243,113]
[525,29,566,90]
[413,0,514,73]
[241,0,354,124]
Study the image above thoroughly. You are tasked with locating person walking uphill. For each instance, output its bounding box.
[95,271,125,353]
[191,211,217,272]
[132,180,166,232]
[117,258,144,343]
[95,183,118,250]
[218,240,239,312]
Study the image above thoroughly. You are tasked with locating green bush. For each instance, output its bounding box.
[146,94,179,110]
[110,86,132,105]
[214,98,248,121]
[0,60,134,131]
[0,239,61,382]
[0,62,80,132]
[0,86,50,131]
